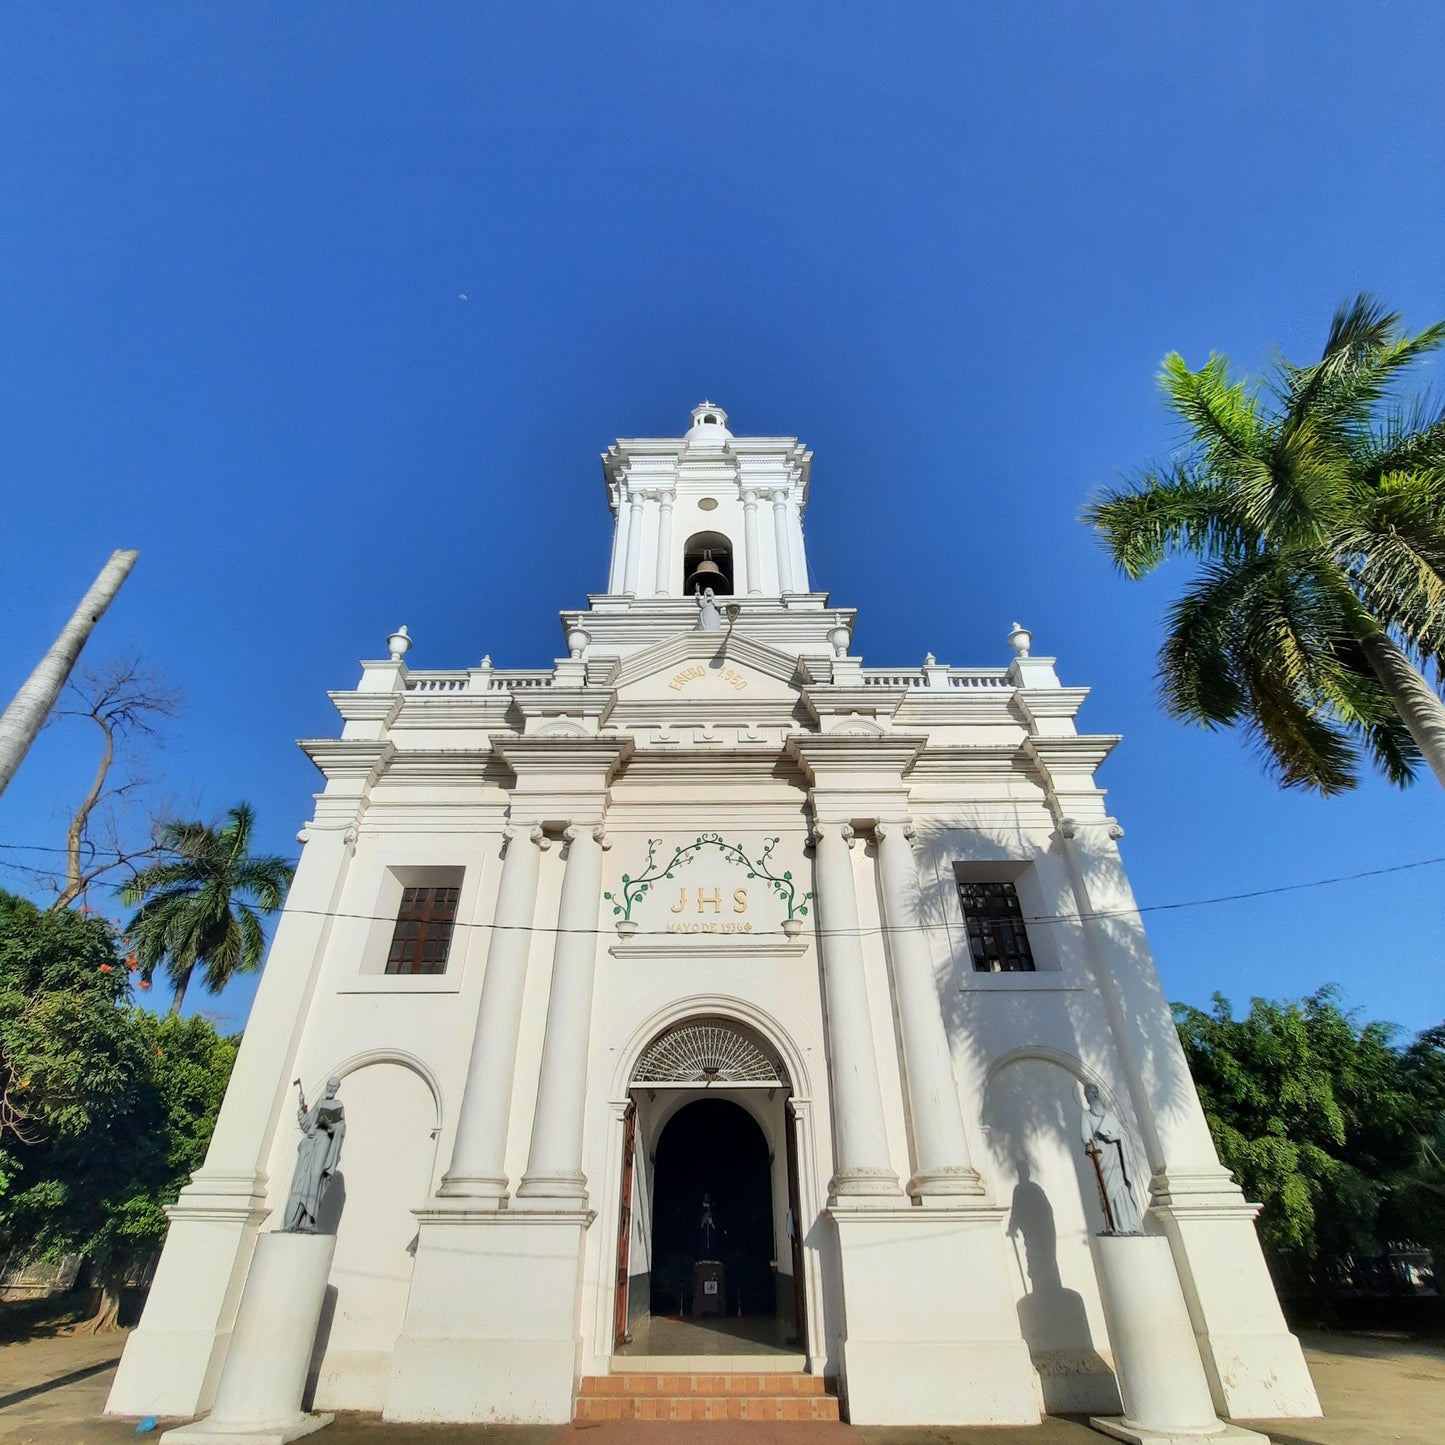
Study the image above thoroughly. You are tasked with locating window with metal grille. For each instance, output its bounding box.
[385,885,460,975]
[957,879,1036,972]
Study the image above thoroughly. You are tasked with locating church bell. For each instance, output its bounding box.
[685,550,729,595]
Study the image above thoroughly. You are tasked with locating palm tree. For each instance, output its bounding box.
[0,550,138,800]
[1085,295,1445,795]
[121,803,295,1014]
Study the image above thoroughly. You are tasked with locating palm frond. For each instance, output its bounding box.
[1083,467,1256,578]
[1160,352,1270,472]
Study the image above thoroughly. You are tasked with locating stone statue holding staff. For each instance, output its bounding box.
[281,1076,346,1233]
[1080,1082,1143,1235]
[694,585,722,632]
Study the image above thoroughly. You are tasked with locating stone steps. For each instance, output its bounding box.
[576,1372,841,1422]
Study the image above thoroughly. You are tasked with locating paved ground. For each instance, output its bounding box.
[0,1329,1441,1444]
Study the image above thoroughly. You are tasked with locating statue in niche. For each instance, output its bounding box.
[694,585,722,632]
[698,1192,719,1258]
[1080,1082,1143,1235]
[281,1076,346,1233]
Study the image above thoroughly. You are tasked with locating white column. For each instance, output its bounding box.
[789,500,809,592]
[874,821,983,1199]
[607,488,629,592]
[653,490,675,596]
[621,492,644,596]
[811,821,899,1199]
[742,489,762,595]
[771,489,794,593]
[440,826,546,1199]
[516,824,606,1202]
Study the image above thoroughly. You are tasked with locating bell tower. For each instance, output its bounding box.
[601,403,813,598]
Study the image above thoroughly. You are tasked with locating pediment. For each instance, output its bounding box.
[607,631,807,704]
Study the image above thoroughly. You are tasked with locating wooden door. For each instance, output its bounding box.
[613,1101,637,1350]
[785,1098,807,1352]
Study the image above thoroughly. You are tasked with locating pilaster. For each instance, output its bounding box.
[438,825,547,1202]
[874,820,983,1201]
[808,821,900,1201]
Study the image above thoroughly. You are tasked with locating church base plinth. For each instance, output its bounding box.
[107,1176,270,1420]
[1151,1176,1321,1419]
[383,1208,591,1423]
[830,1206,1039,1426]
[1090,1420,1268,1445]
[162,1232,336,1445]
[1088,1234,1269,1445]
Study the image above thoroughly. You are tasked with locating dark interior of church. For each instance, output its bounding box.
[648,1097,775,1318]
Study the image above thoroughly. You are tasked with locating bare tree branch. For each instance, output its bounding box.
[44,658,181,912]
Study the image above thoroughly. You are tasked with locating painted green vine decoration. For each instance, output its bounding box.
[604,834,813,922]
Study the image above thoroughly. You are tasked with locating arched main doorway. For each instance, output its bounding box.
[614,1017,806,1358]
[650,1098,773,1318]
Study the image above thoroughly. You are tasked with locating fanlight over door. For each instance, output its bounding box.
[631,1018,787,1088]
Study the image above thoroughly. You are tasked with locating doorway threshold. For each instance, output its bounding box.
[617,1352,806,1372]
[618,1314,802,1367]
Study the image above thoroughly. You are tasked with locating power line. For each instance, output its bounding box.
[0,839,1439,938]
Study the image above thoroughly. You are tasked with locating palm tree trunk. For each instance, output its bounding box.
[0,550,138,801]
[1356,628,1445,790]
[169,966,191,1017]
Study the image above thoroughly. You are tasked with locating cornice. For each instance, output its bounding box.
[786,731,927,781]
[1023,734,1121,777]
[512,687,609,719]
[390,698,515,730]
[377,748,501,784]
[1012,686,1091,720]
[602,699,808,728]
[905,744,1033,783]
[328,690,405,727]
[609,939,810,959]
[613,748,808,785]
[490,733,635,784]
[298,738,395,784]
[892,693,1023,727]
[799,686,905,724]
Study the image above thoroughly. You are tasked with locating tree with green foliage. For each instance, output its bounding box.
[0,892,141,1166]
[0,891,237,1330]
[1086,296,1445,794]
[121,802,294,1015]
[1176,988,1444,1293]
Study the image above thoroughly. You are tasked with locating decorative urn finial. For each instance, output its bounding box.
[387,625,413,662]
[1007,621,1032,658]
[566,620,591,659]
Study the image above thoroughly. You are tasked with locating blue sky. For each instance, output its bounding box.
[1,4,1441,1037]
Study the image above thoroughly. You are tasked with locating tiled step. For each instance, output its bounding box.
[576,1373,841,1422]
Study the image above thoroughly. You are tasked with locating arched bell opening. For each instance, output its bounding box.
[682,530,734,597]
[613,1016,806,1358]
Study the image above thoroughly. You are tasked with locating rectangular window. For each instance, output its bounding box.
[385,885,460,975]
[957,879,1036,973]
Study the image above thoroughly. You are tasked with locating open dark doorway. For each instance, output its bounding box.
[649,1098,774,1320]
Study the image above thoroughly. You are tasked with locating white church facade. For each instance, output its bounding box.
[110,405,1321,1430]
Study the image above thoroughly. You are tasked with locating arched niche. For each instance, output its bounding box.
[981,1052,1123,1415]
[308,1060,438,1411]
